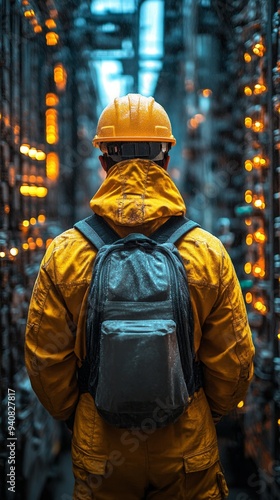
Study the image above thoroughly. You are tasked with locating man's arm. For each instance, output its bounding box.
[25,243,79,422]
[198,250,255,416]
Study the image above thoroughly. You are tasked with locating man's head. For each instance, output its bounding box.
[93,93,176,172]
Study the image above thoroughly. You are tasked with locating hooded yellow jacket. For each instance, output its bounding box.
[25,159,254,483]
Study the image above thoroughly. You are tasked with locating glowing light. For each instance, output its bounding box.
[245,218,252,226]
[38,214,46,223]
[254,230,266,243]
[245,190,253,204]
[20,143,30,155]
[244,262,252,274]
[36,238,44,247]
[46,32,59,46]
[24,9,35,18]
[46,108,59,144]
[253,42,265,57]
[36,150,46,161]
[245,160,253,171]
[245,292,253,304]
[246,234,253,245]
[22,220,30,227]
[54,64,67,92]
[237,401,244,409]
[46,93,59,107]
[22,243,29,250]
[244,53,252,63]
[28,147,37,158]
[252,120,264,133]
[10,247,19,257]
[245,117,252,128]
[45,19,57,29]
[20,186,48,197]
[30,218,37,225]
[0,252,5,258]
[34,25,43,33]
[46,152,60,181]
[244,86,252,96]
[201,88,212,98]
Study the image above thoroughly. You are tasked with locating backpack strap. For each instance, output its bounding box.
[74,214,119,250]
[151,216,200,244]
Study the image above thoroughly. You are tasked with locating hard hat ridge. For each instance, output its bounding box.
[93,93,176,147]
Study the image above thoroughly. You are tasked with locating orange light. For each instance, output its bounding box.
[254,229,266,243]
[246,234,253,245]
[22,243,29,251]
[46,32,59,46]
[237,401,244,409]
[245,117,252,128]
[46,93,59,107]
[30,217,36,225]
[45,19,57,29]
[244,52,252,63]
[36,238,44,247]
[245,292,253,304]
[245,190,253,203]
[24,9,35,18]
[201,88,212,98]
[244,262,252,274]
[46,152,60,181]
[46,108,59,144]
[244,86,252,96]
[38,214,46,223]
[54,64,67,92]
[34,25,43,33]
[245,160,253,171]
[252,120,264,133]
[253,42,265,57]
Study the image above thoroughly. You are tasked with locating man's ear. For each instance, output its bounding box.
[99,155,108,172]
[163,155,170,170]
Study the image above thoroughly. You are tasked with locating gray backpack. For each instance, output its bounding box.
[74,214,202,429]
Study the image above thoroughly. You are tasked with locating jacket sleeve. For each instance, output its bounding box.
[25,240,82,421]
[198,247,255,416]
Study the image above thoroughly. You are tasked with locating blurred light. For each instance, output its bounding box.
[244,262,252,274]
[46,108,59,144]
[46,152,60,181]
[36,150,46,161]
[201,88,212,98]
[245,117,252,128]
[28,147,37,158]
[244,52,252,63]
[45,18,57,29]
[54,64,67,91]
[245,190,253,203]
[38,214,46,223]
[0,252,6,258]
[237,401,244,409]
[22,243,29,251]
[245,292,253,304]
[34,25,43,33]
[24,9,35,18]
[246,234,253,245]
[10,247,19,257]
[36,238,44,247]
[46,32,59,46]
[244,86,252,96]
[20,143,30,155]
[30,217,36,225]
[22,220,30,227]
[46,93,59,107]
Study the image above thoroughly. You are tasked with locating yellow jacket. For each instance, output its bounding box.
[25,159,255,476]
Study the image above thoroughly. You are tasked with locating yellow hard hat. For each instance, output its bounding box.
[93,93,176,147]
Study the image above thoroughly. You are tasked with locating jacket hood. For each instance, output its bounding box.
[90,159,186,229]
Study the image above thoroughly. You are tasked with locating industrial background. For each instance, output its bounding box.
[0,0,280,499]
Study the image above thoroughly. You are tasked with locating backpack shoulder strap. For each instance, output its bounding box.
[74,214,120,250]
[151,216,200,244]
